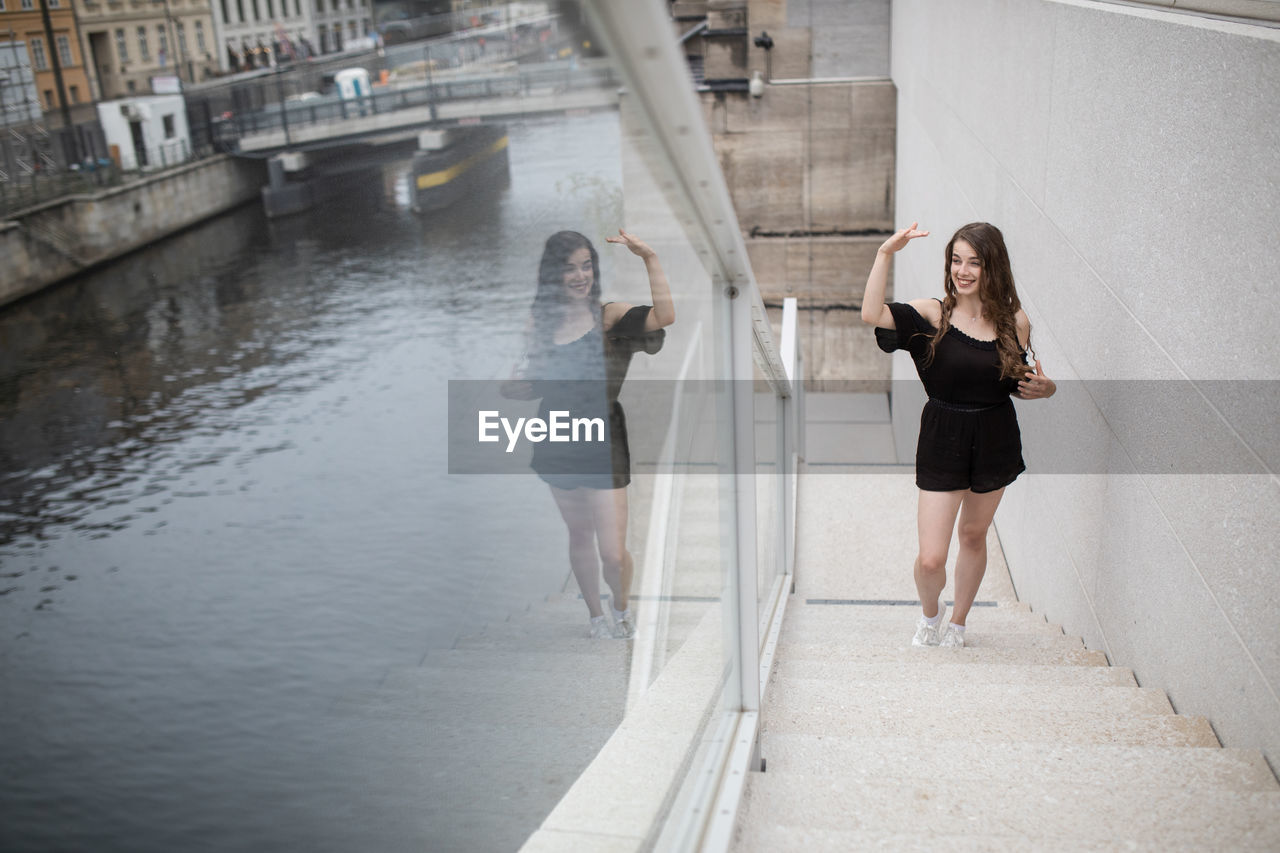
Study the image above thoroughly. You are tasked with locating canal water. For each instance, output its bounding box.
[0,111,628,851]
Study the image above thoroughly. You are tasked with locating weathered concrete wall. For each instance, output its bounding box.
[1,155,266,306]
[892,0,1280,773]
[695,0,895,386]
[707,81,895,234]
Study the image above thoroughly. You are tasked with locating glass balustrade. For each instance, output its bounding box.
[0,2,801,851]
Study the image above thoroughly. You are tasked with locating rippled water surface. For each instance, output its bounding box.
[0,112,625,852]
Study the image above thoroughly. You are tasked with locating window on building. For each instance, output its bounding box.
[314,0,322,12]
[138,26,150,63]
[43,89,53,108]
[116,28,129,63]
[163,114,175,138]
[157,25,168,63]
[294,0,300,16]
[127,80,136,93]
[235,0,245,25]
[57,35,72,67]
[177,23,188,58]
[331,0,339,11]
[196,20,207,53]
[346,0,353,9]
[20,0,33,10]
[30,37,47,71]
[267,0,274,18]
[251,0,260,21]
[70,85,79,102]
[0,2,7,13]
[48,0,59,6]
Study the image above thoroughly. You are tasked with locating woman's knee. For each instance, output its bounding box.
[599,545,628,573]
[958,522,988,552]
[917,551,947,575]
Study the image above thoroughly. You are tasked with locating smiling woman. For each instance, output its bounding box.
[504,228,675,641]
[860,221,1056,649]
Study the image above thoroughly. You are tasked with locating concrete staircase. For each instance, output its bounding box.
[731,472,1280,851]
[328,592,632,851]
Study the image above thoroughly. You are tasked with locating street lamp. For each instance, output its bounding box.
[154,0,186,88]
[423,42,436,121]
[0,71,9,207]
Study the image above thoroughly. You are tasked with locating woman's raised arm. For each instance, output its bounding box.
[861,221,929,328]
[606,229,674,331]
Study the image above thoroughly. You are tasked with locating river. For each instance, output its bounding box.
[0,110,629,852]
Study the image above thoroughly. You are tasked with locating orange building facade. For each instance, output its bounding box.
[0,0,94,126]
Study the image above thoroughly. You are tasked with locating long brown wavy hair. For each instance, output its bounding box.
[528,230,602,359]
[926,222,1030,380]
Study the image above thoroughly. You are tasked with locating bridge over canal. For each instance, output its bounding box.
[213,61,620,217]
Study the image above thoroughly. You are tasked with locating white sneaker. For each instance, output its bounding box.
[612,608,636,640]
[911,599,947,647]
[589,615,612,639]
[940,624,966,648]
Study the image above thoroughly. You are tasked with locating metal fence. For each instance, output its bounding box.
[0,121,119,218]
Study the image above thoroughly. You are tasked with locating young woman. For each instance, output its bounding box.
[861,222,1055,647]
[509,229,675,639]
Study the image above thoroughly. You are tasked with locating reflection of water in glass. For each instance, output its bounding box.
[0,112,627,852]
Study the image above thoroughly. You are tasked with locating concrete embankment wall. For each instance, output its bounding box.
[1,155,267,306]
[891,0,1280,773]
[694,0,896,386]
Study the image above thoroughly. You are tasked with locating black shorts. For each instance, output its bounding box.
[915,398,1025,493]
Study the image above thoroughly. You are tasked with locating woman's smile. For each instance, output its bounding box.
[563,247,594,298]
[950,239,982,293]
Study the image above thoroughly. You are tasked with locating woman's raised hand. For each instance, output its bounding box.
[606,229,656,259]
[879,221,930,255]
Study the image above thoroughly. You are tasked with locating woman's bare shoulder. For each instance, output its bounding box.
[1015,308,1031,348]
[602,301,633,330]
[907,298,942,325]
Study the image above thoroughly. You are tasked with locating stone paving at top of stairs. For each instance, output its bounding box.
[731,469,1280,851]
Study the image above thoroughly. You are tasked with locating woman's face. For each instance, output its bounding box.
[949,239,983,296]
[562,246,594,299]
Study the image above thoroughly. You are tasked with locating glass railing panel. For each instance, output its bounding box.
[0,7,747,853]
[754,359,783,633]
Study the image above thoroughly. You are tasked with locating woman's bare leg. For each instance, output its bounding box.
[587,487,632,611]
[916,489,965,617]
[550,486,604,618]
[951,487,1005,626]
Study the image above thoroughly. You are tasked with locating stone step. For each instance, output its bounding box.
[757,733,1280,791]
[781,615,1065,639]
[762,704,1219,748]
[770,658,1137,687]
[734,773,1280,849]
[764,675,1174,718]
[331,683,626,728]
[418,647,649,673]
[380,660,629,694]
[782,627,1083,650]
[452,631,635,653]
[787,603,1057,630]
[775,640,1109,667]
[734,824,1269,852]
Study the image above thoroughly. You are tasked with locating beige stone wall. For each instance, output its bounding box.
[1,155,265,306]
[893,0,1280,774]
[707,82,894,233]
[690,0,895,385]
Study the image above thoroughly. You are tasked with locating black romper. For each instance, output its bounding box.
[875,300,1026,493]
[529,304,665,490]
